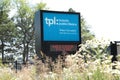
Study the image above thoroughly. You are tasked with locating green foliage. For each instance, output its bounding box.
[81,16,95,43]
[34,2,48,11]
[13,0,34,63]
[114,75,120,80]
[68,8,75,12]
[0,72,15,80]
[79,38,109,60]
[0,59,3,67]
[13,0,47,63]
[0,0,16,63]
[0,0,15,41]
[92,68,107,80]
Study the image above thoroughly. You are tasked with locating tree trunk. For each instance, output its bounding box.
[23,43,26,64]
[26,42,29,62]
[1,41,4,64]
[23,42,29,64]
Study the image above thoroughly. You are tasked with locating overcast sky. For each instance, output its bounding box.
[31,0,120,41]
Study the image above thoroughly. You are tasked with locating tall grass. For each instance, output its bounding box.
[1,38,120,80]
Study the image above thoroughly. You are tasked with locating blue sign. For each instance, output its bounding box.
[43,11,80,41]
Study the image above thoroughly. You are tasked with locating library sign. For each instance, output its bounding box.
[34,10,81,57]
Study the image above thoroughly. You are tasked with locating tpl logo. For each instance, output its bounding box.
[45,17,58,27]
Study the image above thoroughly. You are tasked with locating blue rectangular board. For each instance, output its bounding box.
[42,11,80,42]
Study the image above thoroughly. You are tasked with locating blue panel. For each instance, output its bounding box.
[43,12,80,41]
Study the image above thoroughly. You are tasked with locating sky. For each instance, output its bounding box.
[31,0,120,41]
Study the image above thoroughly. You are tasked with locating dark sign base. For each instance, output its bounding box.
[40,50,76,62]
[50,44,77,52]
[37,44,78,61]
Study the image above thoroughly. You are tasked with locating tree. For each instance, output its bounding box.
[34,2,48,11]
[69,8,95,43]
[13,0,34,64]
[68,8,75,12]
[0,0,15,63]
[13,0,47,64]
[81,16,95,43]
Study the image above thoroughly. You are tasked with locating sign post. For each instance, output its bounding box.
[34,10,81,58]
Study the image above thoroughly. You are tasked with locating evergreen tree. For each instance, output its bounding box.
[0,0,15,63]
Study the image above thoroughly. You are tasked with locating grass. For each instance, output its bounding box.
[1,54,120,80]
[0,38,120,80]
